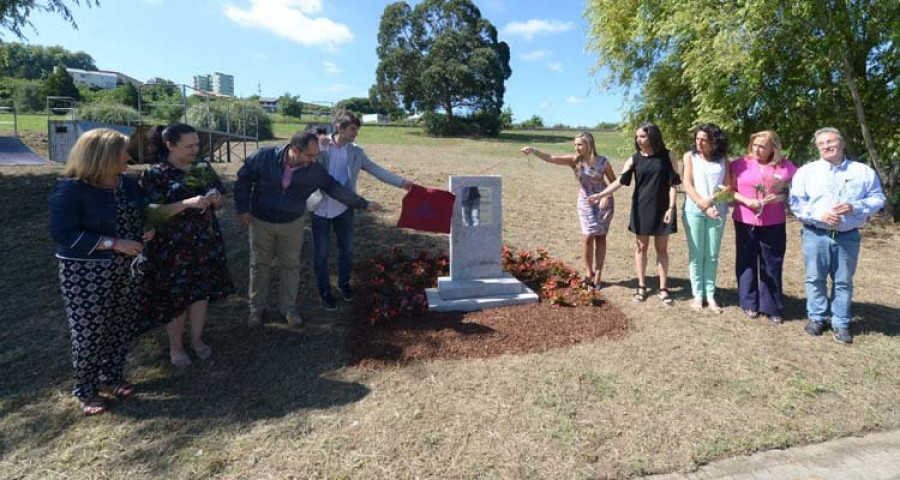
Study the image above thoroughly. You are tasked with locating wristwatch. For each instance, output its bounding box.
[102,237,115,249]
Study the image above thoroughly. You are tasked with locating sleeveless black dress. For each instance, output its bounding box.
[620,149,681,235]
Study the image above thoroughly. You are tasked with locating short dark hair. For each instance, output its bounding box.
[690,123,729,159]
[335,111,361,130]
[149,123,197,160]
[635,122,667,155]
[289,131,319,152]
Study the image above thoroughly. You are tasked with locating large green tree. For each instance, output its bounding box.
[585,0,900,219]
[1,0,98,39]
[278,93,302,118]
[371,0,511,128]
[43,62,80,100]
[0,43,96,79]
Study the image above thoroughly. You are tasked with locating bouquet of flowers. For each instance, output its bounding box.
[710,185,734,204]
[754,173,786,217]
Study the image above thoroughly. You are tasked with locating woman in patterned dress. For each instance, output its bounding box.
[521,132,616,288]
[49,129,152,415]
[139,124,235,368]
[590,123,681,306]
[681,124,732,313]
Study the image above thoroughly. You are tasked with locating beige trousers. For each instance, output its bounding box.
[248,216,305,315]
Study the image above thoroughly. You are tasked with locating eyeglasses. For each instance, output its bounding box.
[815,139,841,148]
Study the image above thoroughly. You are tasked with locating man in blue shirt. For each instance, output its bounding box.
[789,127,885,344]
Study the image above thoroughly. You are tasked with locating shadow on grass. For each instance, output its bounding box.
[604,273,900,336]
[0,169,451,462]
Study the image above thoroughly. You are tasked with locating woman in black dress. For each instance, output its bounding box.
[591,123,681,305]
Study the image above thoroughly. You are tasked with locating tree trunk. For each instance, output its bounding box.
[822,0,896,221]
[837,50,895,221]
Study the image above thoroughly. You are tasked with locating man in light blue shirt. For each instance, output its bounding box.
[789,127,885,344]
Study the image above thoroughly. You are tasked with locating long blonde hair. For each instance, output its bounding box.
[574,131,598,167]
[63,129,130,185]
[747,130,785,166]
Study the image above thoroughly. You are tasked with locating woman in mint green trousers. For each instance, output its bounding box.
[681,124,732,313]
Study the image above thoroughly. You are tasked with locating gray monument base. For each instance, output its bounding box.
[426,273,539,312]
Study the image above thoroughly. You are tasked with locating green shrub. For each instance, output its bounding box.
[78,104,140,125]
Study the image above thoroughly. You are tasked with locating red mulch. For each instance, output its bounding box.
[348,299,631,369]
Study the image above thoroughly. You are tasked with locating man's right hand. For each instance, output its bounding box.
[820,210,841,227]
[238,213,251,228]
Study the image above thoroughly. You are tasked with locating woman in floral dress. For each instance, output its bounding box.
[139,124,234,367]
[521,131,616,288]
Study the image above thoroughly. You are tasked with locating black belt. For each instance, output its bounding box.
[803,224,858,235]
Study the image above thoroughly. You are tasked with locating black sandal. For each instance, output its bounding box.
[658,288,674,307]
[633,286,647,302]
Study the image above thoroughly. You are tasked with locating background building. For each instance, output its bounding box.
[258,97,279,113]
[193,74,212,92]
[192,72,234,96]
[212,72,234,96]
[63,67,117,90]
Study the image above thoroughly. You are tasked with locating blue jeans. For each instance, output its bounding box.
[312,209,354,296]
[801,226,860,330]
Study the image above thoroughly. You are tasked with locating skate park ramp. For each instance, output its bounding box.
[0,136,47,165]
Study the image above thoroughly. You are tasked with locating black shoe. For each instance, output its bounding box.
[833,328,853,344]
[805,320,825,337]
[320,292,338,311]
[338,284,355,302]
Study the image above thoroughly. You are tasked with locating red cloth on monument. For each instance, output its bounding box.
[397,185,455,234]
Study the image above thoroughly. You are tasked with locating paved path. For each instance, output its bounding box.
[647,429,900,480]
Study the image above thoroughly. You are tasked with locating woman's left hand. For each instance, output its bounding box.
[663,208,674,224]
[598,196,610,210]
[704,205,720,219]
[113,239,144,257]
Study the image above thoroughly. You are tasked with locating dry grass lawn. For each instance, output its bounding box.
[1,129,899,479]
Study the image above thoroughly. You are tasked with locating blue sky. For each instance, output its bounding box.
[21,0,626,127]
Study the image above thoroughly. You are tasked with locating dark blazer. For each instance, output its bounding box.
[49,175,146,260]
[234,145,369,224]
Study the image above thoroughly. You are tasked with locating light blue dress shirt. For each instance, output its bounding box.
[789,157,885,231]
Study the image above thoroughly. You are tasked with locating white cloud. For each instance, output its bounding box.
[566,96,584,105]
[547,62,564,72]
[323,61,342,74]
[224,0,353,48]
[501,19,573,40]
[520,48,551,61]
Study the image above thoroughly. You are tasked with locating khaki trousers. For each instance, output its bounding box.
[248,216,304,315]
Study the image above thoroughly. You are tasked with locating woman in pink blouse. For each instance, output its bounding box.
[731,131,797,324]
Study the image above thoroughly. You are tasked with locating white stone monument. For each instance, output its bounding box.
[426,175,538,312]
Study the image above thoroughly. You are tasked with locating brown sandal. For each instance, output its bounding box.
[104,383,135,399]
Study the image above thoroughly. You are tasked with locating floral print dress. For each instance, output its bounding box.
[137,159,234,331]
[575,156,614,235]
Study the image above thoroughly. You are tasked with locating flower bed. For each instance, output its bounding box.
[358,245,602,325]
